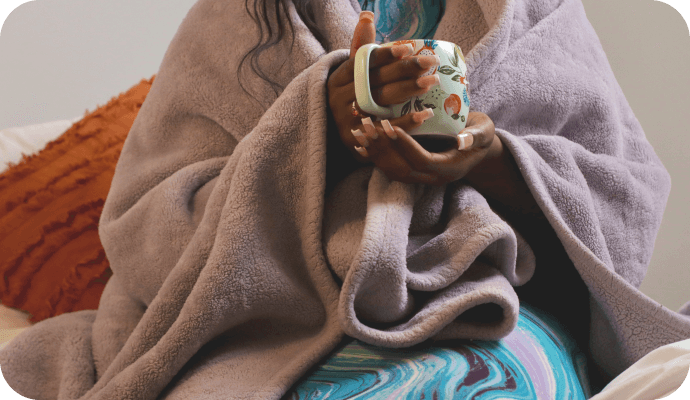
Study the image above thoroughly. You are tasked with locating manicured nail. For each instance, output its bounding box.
[354,146,369,157]
[381,119,397,140]
[417,55,441,69]
[351,129,370,147]
[405,43,415,54]
[361,117,378,139]
[391,44,414,58]
[457,132,474,150]
[413,107,434,123]
[359,11,374,22]
[417,74,440,89]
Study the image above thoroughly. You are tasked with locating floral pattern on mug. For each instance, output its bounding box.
[444,93,463,121]
[438,45,467,86]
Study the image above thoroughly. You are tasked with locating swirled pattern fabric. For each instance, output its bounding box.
[287,304,590,399]
[358,0,446,43]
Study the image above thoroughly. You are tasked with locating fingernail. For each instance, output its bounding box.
[359,11,374,22]
[351,129,370,147]
[417,55,441,69]
[381,119,397,140]
[354,146,369,157]
[413,108,434,123]
[457,132,474,150]
[361,117,378,139]
[404,43,415,56]
[417,74,440,89]
[391,44,414,58]
[390,45,406,58]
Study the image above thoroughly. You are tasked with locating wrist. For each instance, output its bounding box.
[464,135,551,251]
[465,135,542,217]
[464,135,507,192]
[326,108,363,179]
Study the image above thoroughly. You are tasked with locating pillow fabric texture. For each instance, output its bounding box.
[0,76,154,323]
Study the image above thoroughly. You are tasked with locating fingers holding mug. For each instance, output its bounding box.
[349,107,434,157]
[390,108,436,136]
[353,44,442,119]
[353,39,471,141]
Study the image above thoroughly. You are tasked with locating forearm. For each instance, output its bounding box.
[325,106,363,195]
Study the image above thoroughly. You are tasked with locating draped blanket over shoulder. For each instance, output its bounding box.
[3,0,690,398]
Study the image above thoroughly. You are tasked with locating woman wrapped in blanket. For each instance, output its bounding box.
[3,0,677,399]
[285,0,593,397]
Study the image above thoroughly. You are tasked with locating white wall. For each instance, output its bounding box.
[0,0,198,127]
[1,0,689,311]
[580,0,690,312]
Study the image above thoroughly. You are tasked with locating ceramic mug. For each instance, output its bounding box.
[354,39,470,140]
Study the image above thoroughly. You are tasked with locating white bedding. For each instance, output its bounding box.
[0,118,81,173]
[0,119,688,399]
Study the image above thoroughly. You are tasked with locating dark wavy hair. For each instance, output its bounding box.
[237,0,326,109]
[237,0,444,111]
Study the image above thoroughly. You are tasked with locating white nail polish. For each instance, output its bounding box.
[457,132,474,150]
[351,128,370,147]
[361,117,378,139]
[413,108,434,124]
[354,146,369,157]
[381,119,397,140]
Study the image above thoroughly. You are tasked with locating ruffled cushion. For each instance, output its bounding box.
[0,77,154,322]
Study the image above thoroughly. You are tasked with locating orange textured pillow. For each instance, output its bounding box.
[0,76,154,323]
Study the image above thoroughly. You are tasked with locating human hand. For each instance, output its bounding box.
[355,111,499,186]
[326,11,443,163]
[327,12,498,185]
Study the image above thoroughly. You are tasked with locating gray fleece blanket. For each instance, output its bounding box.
[3,0,690,398]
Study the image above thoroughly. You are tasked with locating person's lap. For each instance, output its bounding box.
[287,303,590,399]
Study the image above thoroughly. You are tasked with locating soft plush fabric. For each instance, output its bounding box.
[288,303,591,399]
[2,0,690,399]
[0,77,154,323]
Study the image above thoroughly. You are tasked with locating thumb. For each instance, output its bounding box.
[350,11,376,60]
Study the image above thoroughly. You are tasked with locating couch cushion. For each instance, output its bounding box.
[0,76,154,323]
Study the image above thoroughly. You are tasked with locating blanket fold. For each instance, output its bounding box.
[324,166,535,345]
[2,0,690,399]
